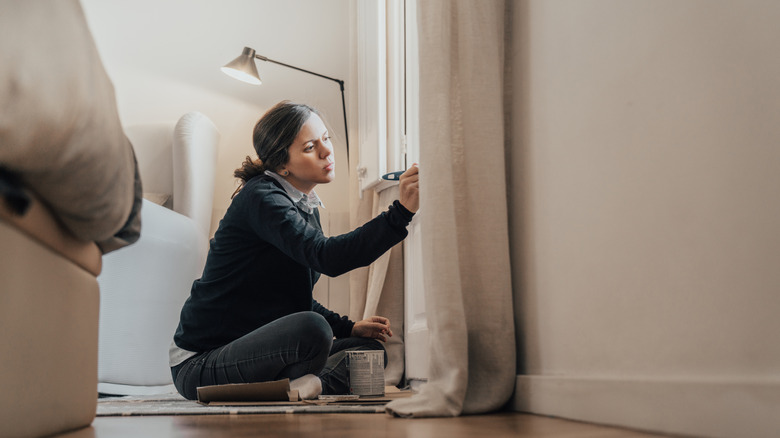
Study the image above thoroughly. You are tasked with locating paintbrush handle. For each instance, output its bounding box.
[381,171,405,181]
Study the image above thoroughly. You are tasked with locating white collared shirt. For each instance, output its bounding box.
[263,170,324,214]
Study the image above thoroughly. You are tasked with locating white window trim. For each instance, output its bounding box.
[356,0,408,194]
[356,1,386,193]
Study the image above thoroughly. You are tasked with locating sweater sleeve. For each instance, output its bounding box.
[312,300,354,339]
[247,186,414,277]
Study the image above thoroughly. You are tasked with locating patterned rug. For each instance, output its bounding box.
[97,392,395,416]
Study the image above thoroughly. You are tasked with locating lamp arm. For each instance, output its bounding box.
[255,54,350,162]
[255,55,343,86]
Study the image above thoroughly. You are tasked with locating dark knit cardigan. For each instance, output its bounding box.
[174,175,413,352]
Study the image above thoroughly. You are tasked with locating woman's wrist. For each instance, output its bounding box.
[393,200,414,221]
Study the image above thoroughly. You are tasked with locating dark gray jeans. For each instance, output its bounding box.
[171,311,386,400]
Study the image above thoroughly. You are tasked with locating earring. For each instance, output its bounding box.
[282,170,289,176]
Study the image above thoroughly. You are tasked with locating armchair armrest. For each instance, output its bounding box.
[172,111,220,238]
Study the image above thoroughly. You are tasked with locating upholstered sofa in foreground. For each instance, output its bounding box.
[1,1,141,436]
[0,192,103,437]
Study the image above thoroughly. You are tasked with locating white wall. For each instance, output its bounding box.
[508,1,780,437]
[81,0,352,235]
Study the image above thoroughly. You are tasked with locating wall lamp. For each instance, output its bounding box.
[221,46,350,162]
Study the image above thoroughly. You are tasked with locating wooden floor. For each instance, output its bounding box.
[58,412,670,438]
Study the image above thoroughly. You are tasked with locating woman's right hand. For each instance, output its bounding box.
[399,165,420,213]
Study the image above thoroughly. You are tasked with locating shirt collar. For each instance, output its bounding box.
[264,170,324,213]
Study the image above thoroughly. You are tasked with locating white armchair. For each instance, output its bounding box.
[97,111,219,395]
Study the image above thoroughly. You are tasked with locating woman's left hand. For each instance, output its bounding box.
[352,316,393,342]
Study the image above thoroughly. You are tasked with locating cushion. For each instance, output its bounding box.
[0,0,140,253]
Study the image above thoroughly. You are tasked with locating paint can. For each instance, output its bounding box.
[345,350,385,396]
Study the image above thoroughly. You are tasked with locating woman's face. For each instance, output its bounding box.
[280,113,335,193]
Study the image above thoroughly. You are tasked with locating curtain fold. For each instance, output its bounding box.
[385,0,515,417]
[349,187,406,386]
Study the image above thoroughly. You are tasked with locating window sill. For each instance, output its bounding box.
[362,178,399,194]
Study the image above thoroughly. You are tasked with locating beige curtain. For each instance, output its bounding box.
[349,179,406,387]
[385,0,515,417]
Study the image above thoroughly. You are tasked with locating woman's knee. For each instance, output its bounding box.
[290,312,333,346]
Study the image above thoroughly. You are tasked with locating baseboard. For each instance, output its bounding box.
[511,375,780,438]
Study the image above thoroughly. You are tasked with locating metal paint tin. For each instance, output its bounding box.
[345,350,385,396]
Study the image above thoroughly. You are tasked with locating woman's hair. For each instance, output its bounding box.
[232,101,320,197]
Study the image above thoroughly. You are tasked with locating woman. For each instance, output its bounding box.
[170,101,420,400]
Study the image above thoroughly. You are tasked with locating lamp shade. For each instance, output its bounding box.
[221,46,261,85]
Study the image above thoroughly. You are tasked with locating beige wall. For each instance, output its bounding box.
[508,1,780,436]
[81,0,353,235]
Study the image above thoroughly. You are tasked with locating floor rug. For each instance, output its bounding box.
[97,392,391,416]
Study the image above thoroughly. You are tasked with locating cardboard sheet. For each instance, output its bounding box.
[196,379,413,407]
[197,379,299,406]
